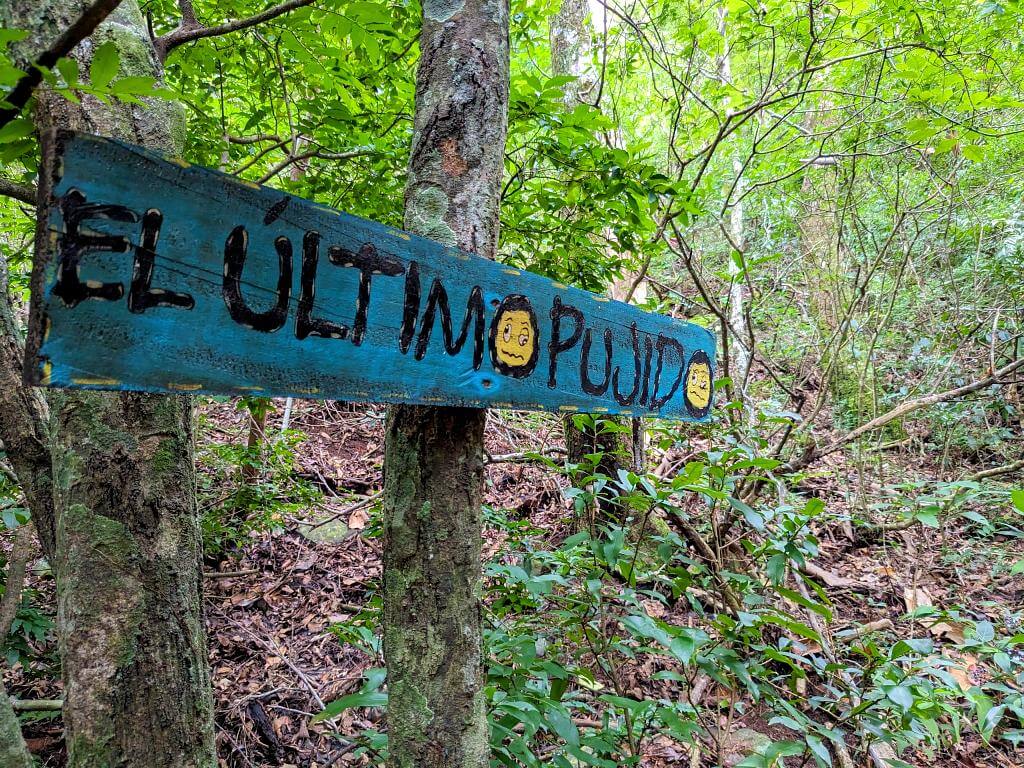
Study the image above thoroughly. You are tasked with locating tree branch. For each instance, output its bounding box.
[0,179,36,206]
[0,0,124,130]
[227,133,282,145]
[256,147,373,184]
[154,0,318,61]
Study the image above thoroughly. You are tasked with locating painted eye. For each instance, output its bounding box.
[518,332,529,346]
[503,324,511,342]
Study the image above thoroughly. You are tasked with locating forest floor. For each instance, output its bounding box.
[4,398,1023,768]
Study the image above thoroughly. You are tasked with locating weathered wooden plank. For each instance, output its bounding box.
[25,132,716,420]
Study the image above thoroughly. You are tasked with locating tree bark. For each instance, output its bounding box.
[0,525,35,768]
[0,2,215,766]
[0,256,54,559]
[716,2,751,399]
[0,677,32,768]
[381,0,509,765]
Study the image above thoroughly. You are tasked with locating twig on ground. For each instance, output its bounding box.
[10,699,63,711]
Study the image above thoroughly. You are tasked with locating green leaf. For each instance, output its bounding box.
[312,690,387,722]
[974,620,995,643]
[110,76,157,95]
[1011,490,1024,513]
[766,554,786,585]
[0,118,33,143]
[545,706,580,746]
[806,734,832,767]
[0,29,29,46]
[90,41,119,89]
[961,144,985,162]
[56,57,78,87]
[775,586,831,620]
[764,741,804,760]
[885,684,914,711]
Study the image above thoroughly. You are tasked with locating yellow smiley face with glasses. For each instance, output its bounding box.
[684,350,712,417]
[489,295,539,378]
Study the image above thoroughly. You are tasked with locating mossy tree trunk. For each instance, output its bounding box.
[0,677,33,768]
[550,0,641,531]
[0,3,215,766]
[381,0,509,765]
[0,526,35,768]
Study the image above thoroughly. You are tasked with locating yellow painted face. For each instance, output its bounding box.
[685,361,712,410]
[495,309,535,368]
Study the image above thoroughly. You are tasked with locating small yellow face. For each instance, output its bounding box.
[494,309,535,368]
[685,361,712,410]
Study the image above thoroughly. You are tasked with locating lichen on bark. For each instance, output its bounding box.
[383,0,510,764]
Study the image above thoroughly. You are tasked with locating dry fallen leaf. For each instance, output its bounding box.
[348,508,369,530]
[804,561,861,588]
[903,586,965,642]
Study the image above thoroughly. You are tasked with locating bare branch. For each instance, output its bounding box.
[227,133,282,144]
[154,0,318,61]
[966,458,1024,482]
[256,147,373,184]
[0,0,124,130]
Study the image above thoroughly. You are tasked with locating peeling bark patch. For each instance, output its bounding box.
[422,0,465,21]
[439,138,468,177]
[406,185,457,246]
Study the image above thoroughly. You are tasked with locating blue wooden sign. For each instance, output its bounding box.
[25,132,715,420]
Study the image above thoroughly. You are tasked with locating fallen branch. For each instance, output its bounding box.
[966,458,1024,482]
[304,490,381,532]
[0,0,124,129]
[9,699,63,711]
[782,357,1024,474]
[203,569,259,579]
[836,619,895,641]
[485,447,565,464]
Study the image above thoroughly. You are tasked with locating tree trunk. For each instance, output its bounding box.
[0,3,215,766]
[381,0,509,766]
[0,677,33,768]
[1,525,35,768]
[716,2,751,399]
[550,0,641,528]
[0,257,54,559]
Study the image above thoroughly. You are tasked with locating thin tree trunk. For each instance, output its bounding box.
[0,677,32,768]
[716,3,750,397]
[381,0,509,766]
[0,525,35,768]
[0,257,54,559]
[0,3,215,766]
[551,0,640,529]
